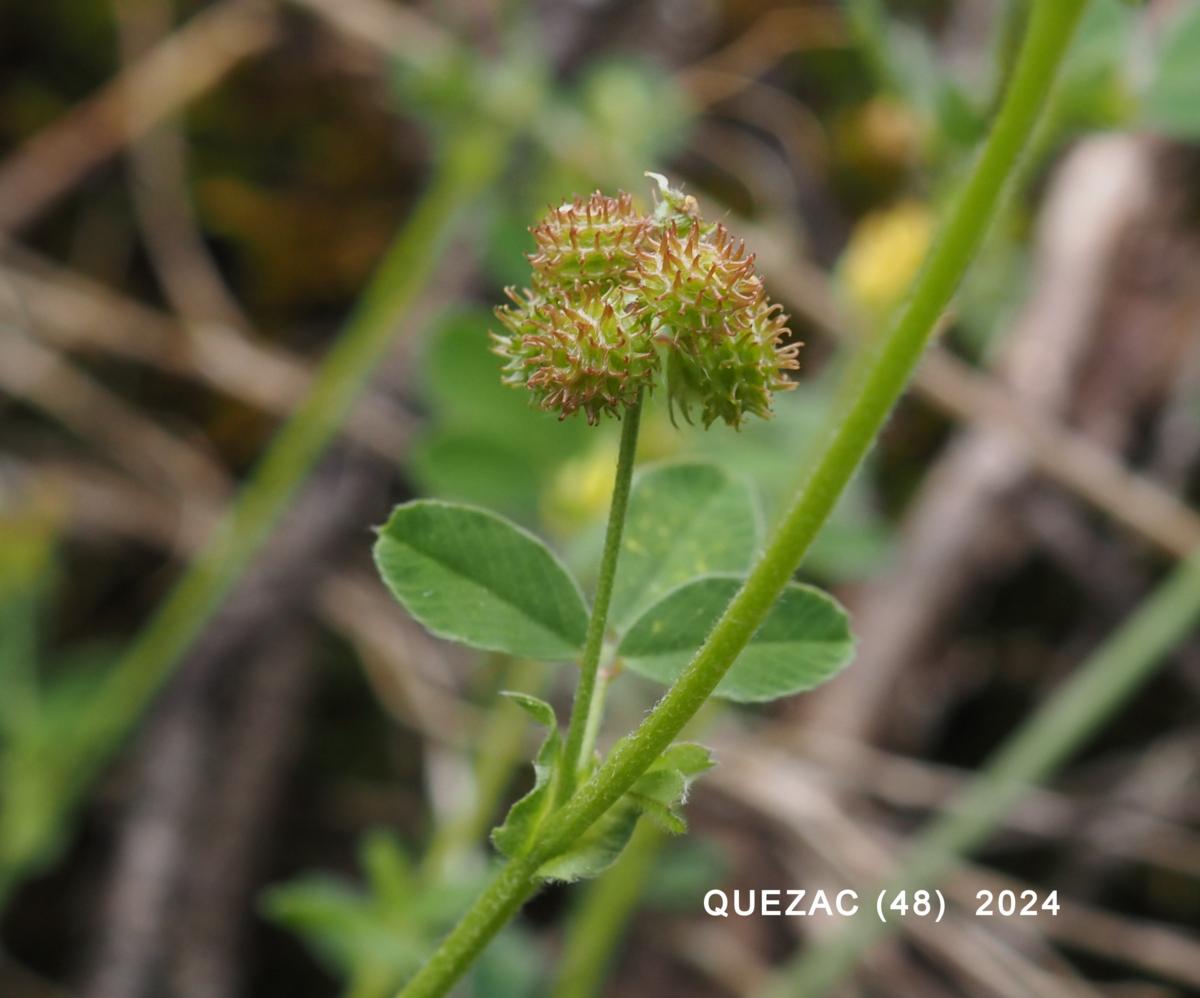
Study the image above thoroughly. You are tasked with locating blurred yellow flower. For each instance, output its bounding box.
[540,407,682,536]
[840,199,933,318]
[542,439,620,535]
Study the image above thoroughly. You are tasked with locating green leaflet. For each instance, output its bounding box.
[652,741,715,778]
[373,501,589,660]
[608,462,760,635]
[626,769,688,834]
[535,742,714,882]
[618,575,855,703]
[491,694,562,859]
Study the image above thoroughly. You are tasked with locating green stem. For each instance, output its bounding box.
[397,4,1088,994]
[558,390,643,803]
[770,544,1200,996]
[553,697,717,998]
[577,656,613,768]
[1,128,507,895]
[403,853,543,997]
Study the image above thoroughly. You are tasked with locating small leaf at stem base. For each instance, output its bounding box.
[491,694,562,859]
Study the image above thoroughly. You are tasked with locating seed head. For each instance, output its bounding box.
[492,285,657,425]
[665,296,799,428]
[492,175,800,427]
[529,191,648,291]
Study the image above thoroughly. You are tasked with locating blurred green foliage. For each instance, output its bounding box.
[1141,2,1200,139]
[263,830,539,998]
[0,508,115,902]
[410,308,591,524]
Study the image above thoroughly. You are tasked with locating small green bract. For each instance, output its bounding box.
[492,175,799,426]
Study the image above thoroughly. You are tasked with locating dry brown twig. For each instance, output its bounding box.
[0,250,415,463]
[0,326,230,507]
[709,743,1102,998]
[686,73,832,177]
[1,405,472,748]
[1,453,470,753]
[792,730,1200,882]
[113,0,248,329]
[81,683,209,998]
[710,740,1200,993]
[0,0,277,236]
[2,280,482,746]
[285,0,453,69]
[1147,314,1200,491]
[168,632,316,998]
[675,4,846,107]
[80,439,384,998]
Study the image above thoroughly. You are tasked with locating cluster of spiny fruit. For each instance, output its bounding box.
[492,176,799,427]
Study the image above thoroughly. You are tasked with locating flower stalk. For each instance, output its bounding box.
[558,389,643,803]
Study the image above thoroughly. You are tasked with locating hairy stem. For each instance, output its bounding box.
[402,853,542,997]
[558,390,643,803]
[771,544,1200,995]
[0,128,506,897]
[397,4,1088,994]
[577,657,613,769]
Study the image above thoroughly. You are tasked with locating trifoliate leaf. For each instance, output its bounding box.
[609,463,760,634]
[373,501,589,660]
[618,575,854,702]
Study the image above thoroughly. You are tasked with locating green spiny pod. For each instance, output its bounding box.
[637,221,765,337]
[495,175,799,427]
[492,284,658,425]
[665,297,799,428]
[529,191,649,291]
